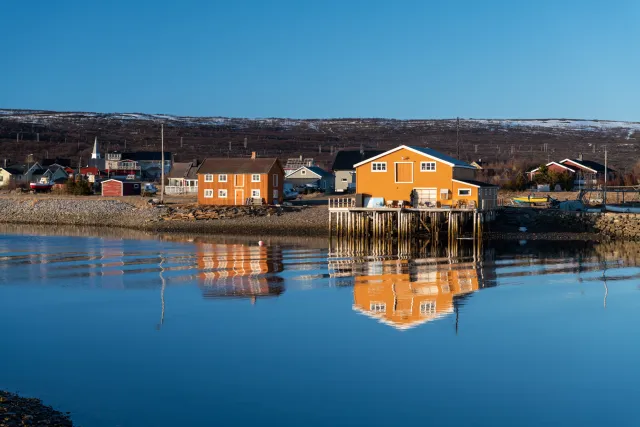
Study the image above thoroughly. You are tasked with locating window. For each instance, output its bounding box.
[218,189,227,198]
[458,188,472,196]
[204,189,214,198]
[251,174,261,182]
[218,174,227,182]
[273,189,278,200]
[251,189,260,198]
[421,162,436,172]
[371,162,387,172]
[273,174,278,186]
[370,302,386,313]
[440,189,450,200]
[133,184,140,189]
[341,178,348,182]
[0,176,3,182]
[420,301,436,316]
[204,174,214,182]
[301,170,306,175]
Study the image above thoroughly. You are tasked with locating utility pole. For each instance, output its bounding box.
[456,117,460,159]
[181,137,183,148]
[603,145,607,206]
[161,124,165,204]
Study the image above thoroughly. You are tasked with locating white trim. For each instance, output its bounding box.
[420,161,437,172]
[529,162,575,174]
[286,166,322,179]
[352,145,475,169]
[218,174,228,182]
[452,179,496,188]
[457,188,472,196]
[371,162,387,172]
[204,174,214,182]
[559,159,598,173]
[218,189,227,198]
[251,174,261,182]
[204,189,214,198]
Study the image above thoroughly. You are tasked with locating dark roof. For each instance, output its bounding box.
[41,158,72,167]
[407,146,475,168]
[331,150,385,171]
[305,166,332,177]
[2,165,25,175]
[168,162,199,179]
[121,152,172,161]
[564,159,615,173]
[197,158,280,174]
[453,179,498,188]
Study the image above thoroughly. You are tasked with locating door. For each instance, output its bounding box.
[413,188,437,207]
[234,174,244,187]
[395,162,413,183]
[235,189,244,205]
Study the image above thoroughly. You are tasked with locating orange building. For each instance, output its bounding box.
[354,145,497,209]
[197,153,284,205]
[196,243,284,301]
[352,259,480,330]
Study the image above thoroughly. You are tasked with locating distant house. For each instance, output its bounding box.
[41,158,72,168]
[101,179,142,196]
[469,159,484,170]
[331,150,384,192]
[527,162,576,181]
[42,165,70,184]
[0,165,26,187]
[80,167,103,183]
[284,157,315,175]
[122,151,173,180]
[166,160,199,194]
[197,153,284,205]
[559,157,615,187]
[285,165,334,191]
[353,145,498,210]
[105,152,141,180]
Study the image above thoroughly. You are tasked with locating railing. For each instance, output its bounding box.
[165,186,198,195]
[329,197,356,209]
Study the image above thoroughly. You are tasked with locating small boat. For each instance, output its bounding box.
[30,177,54,192]
[605,205,640,214]
[513,196,553,205]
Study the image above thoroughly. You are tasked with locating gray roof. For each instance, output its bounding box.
[168,162,198,179]
[407,146,474,169]
[197,158,281,174]
[305,166,332,177]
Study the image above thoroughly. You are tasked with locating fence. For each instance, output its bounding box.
[165,186,198,195]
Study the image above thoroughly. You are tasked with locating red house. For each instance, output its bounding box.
[527,162,575,180]
[101,179,142,196]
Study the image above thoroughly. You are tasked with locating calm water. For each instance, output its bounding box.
[1,227,640,427]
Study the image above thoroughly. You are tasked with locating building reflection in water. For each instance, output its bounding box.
[196,243,285,302]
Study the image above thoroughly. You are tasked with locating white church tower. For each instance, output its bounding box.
[91,137,101,159]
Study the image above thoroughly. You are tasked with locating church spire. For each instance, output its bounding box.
[91,137,100,159]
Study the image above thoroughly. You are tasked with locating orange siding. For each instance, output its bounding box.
[356,147,481,206]
[198,165,284,206]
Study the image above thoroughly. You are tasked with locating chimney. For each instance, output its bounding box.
[251,152,256,160]
[192,159,199,167]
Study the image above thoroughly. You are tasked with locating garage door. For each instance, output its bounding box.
[414,188,437,207]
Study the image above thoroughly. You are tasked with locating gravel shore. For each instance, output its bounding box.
[0,197,330,237]
[0,391,74,427]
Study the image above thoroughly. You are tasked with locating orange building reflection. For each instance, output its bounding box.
[352,259,483,330]
[196,243,284,301]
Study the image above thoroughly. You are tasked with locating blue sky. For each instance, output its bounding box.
[1,0,638,120]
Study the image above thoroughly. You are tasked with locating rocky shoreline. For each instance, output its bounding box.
[0,391,74,427]
[1,197,640,241]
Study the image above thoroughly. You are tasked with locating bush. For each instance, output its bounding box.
[64,179,92,195]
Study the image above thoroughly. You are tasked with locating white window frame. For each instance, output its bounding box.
[204,189,214,198]
[394,162,414,184]
[218,189,227,198]
[273,174,278,186]
[420,301,436,316]
[370,302,386,313]
[204,174,214,182]
[371,162,387,172]
[251,174,261,182]
[218,174,228,182]
[458,188,472,196]
[251,189,260,198]
[420,161,436,172]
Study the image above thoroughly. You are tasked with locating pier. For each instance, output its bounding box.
[328,197,496,254]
